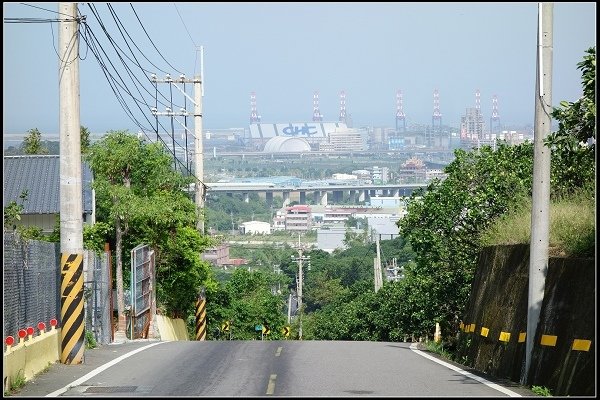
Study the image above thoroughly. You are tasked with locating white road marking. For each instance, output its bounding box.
[275,346,282,357]
[410,343,522,397]
[46,341,166,397]
[266,374,277,395]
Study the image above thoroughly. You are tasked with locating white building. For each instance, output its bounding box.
[240,220,272,235]
[372,166,390,184]
[369,196,406,209]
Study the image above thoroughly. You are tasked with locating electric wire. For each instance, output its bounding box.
[13,2,205,185]
[130,3,184,76]
[86,3,183,111]
[18,2,76,18]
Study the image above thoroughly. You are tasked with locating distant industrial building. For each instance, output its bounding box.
[240,220,271,235]
[249,122,348,150]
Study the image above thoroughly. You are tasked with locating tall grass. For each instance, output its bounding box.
[481,190,595,257]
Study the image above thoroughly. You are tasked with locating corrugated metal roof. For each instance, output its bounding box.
[3,155,93,215]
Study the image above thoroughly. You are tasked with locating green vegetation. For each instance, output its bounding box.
[4,370,26,396]
[86,130,216,320]
[531,385,553,397]
[22,128,49,155]
[481,191,595,257]
[85,330,97,349]
[424,340,454,361]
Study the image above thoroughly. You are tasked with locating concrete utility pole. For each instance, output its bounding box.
[292,235,310,340]
[150,68,204,234]
[58,2,84,365]
[523,2,553,385]
[194,72,204,233]
[374,233,383,292]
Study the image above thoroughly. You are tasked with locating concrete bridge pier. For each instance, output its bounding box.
[313,190,321,205]
[282,191,290,207]
[299,191,306,204]
[320,191,328,206]
[243,192,249,203]
[266,192,273,207]
[333,190,343,203]
[358,190,366,203]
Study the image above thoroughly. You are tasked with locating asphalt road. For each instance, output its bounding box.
[11,339,537,397]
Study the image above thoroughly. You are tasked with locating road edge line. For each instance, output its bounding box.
[409,342,522,397]
[45,341,166,397]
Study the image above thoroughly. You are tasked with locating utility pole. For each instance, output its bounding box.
[523,2,553,385]
[58,2,84,365]
[292,235,310,340]
[194,71,204,234]
[150,54,204,234]
[374,233,383,292]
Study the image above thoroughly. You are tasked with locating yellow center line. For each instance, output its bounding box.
[275,346,282,357]
[266,374,277,395]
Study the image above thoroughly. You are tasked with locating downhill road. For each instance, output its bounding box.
[14,340,536,397]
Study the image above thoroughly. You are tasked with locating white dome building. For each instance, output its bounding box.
[263,136,311,153]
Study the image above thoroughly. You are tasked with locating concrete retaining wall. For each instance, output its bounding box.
[154,315,189,341]
[3,328,61,393]
[456,245,595,396]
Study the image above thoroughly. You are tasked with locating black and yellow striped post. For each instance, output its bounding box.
[60,253,85,364]
[195,288,207,341]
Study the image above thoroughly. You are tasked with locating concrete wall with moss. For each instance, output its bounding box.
[456,244,594,396]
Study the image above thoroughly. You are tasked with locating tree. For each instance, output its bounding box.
[546,46,596,197]
[207,268,287,340]
[397,142,534,337]
[80,125,91,154]
[21,128,49,154]
[86,130,214,326]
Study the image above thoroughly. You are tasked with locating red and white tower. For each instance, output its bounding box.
[395,90,406,132]
[432,89,442,135]
[490,94,501,135]
[250,91,261,123]
[339,90,347,123]
[312,91,323,122]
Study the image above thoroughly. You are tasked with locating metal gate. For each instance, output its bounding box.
[130,244,155,339]
[83,250,112,345]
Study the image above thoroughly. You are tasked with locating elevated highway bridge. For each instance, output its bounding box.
[204,182,428,205]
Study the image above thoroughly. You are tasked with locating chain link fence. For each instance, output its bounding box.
[3,232,60,351]
[3,232,113,350]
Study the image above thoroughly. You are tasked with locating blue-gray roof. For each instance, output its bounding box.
[3,155,93,215]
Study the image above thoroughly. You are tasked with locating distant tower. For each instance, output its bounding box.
[475,89,481,111]
[395,90,406,133]
[312,91,323,122]
[490,94,501,135]
[339,90,347,123]
[432,88,442,136]
[250,91,261,123]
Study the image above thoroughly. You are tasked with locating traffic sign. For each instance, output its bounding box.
[282,326,290,337]
[262,325,270,335]
[255,324,263,331]
[221,320,230,332]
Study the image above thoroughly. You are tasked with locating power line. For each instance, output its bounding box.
[18,2,76,18]
[130,3,184,76]
[173,3,196,48]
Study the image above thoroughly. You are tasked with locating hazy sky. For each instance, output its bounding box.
[3,2,596,135]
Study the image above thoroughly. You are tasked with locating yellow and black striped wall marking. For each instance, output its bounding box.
[572,339,592,352]
[499,331,511,343]
[195,294,207,341]
[540,334,558,347]
[60,253,84,365]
